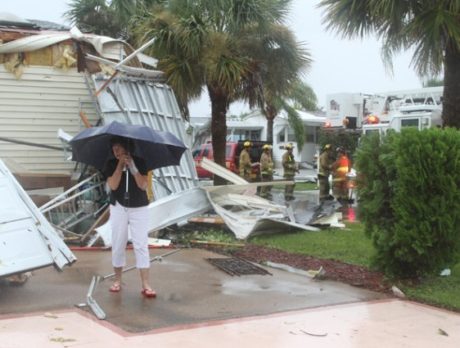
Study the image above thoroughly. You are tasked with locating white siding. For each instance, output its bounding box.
[0,65,99,174]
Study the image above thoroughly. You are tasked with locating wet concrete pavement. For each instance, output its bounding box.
[2,249,460,347]
[0,248,386,332]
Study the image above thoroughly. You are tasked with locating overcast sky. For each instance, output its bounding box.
[2,0,422,116]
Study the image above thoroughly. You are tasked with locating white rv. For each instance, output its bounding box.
[362,112,434,136]
[362,87,443,135]
[325,87,443,130]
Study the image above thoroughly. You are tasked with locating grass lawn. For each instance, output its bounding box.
[251,222,374,267]
[250,222,460,312]
[400,263,460,311]
[272,181,318,191]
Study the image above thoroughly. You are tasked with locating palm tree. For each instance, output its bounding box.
[318,0,460,128]
[132,0,301,184]
[65,0,163,39]
[263,79,317,150]
[65,0,120,37]
[235,23,317,148]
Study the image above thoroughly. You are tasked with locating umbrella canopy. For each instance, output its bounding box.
[70,121,187,171]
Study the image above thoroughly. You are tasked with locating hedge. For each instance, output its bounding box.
[355,128,460,278]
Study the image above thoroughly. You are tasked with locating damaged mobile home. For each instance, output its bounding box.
[0,12,342,265]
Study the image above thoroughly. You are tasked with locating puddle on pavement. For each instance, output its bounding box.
[160,259,195,272]
[221,278,319,297]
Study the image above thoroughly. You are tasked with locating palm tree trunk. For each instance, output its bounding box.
[208,85,229,185]
[267,117,274,144]
[267,115,275,144]
[265,105,276,144]
[442,40,460,128]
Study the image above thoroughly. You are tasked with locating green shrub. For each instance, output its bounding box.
[356,128,460,278]
[319,128,361,159]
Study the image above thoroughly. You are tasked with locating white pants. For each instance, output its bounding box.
[109,202,150,269]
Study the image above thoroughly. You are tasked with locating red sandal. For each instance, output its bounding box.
[141,288,156,298]
[109,283,121,293]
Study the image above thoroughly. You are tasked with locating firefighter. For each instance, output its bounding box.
[259,144,274,199]
[333,147,350,202]
[282,143,298,201]
[318,144,334,202]
[239,141,253,181]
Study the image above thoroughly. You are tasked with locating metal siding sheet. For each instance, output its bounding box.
[0,65,99,174]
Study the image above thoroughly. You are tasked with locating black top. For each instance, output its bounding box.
[102,156,149,208]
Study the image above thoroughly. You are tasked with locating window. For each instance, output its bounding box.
[304,126,318,143]
[364,129,380,136]
[228,129,261,141]
[330,99,340,111]
[401,119,419,128]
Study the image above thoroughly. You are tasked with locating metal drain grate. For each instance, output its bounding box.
[206,257,271,276]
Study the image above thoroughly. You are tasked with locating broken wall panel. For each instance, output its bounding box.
[93,76,199,199]
[0,159,76,278]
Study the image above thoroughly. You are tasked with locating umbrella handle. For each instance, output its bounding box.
[123,167,129,202]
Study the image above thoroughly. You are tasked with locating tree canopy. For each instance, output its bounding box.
[132,0,308,183]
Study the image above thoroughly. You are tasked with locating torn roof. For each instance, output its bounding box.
[0,12,38,29]
[27,19,70,31]
[0,12,69,31]
[0,29,130,60]
[0,20,160,74]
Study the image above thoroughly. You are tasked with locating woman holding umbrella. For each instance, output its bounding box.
[70,121,187,298]
[103,136,156,298]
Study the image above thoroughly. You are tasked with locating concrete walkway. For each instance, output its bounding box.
[1,249,459,347]
[0,249,384,332]
[1,299,459,347]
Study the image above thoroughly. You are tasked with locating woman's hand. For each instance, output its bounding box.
[116,153,131,171]
[126,155,139,175]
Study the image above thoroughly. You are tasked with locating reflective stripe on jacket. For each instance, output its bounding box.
[282,151,296,177]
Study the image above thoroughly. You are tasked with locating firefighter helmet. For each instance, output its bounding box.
[323,144,332,151]
[243,141,252,147]
[263,144,272,150]
[285,143,294,150]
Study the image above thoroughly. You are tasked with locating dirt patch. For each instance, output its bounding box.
[210,244,390,293]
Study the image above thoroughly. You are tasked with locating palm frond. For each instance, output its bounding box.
[318,0,376,38]
[282,101,305,150]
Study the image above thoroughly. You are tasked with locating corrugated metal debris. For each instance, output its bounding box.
[200,157,343,240]
[0,159,76,279]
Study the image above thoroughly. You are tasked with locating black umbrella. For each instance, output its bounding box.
[70,121,187,172]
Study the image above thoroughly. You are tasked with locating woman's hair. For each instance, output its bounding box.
[110,136,135,153]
